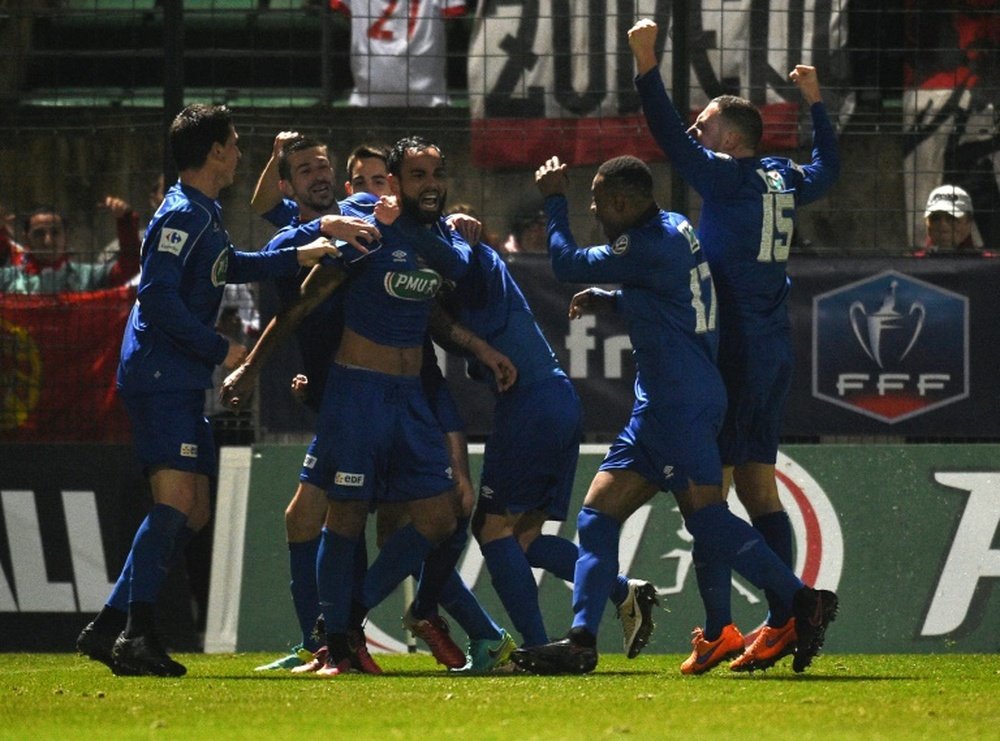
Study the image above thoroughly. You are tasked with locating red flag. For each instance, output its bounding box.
[0,286,134,442]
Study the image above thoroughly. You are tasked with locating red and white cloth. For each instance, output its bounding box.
[331,0,467,107]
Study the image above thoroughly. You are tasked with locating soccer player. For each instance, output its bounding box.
[223,137,507,677]
[243,134,384,671]
[242,135,514,673]
[74,104,344,677]
[509,154,837,676]
[628,18,841,673]
[391,198,659,657]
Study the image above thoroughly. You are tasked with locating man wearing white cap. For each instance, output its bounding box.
[914,185,994,257]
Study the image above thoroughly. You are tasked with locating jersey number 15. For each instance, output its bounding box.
[758,191,795,263]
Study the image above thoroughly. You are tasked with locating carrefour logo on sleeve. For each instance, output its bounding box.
[812,270,968,423]
[158,228,188,255]
[383,268,442,300]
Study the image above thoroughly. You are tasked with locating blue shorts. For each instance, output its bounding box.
[121,389,217,477]
[425,367,465,435]
[717,330,793,466]
[477,376,582,520]
[300,364,453,503]
[600,399,724,493]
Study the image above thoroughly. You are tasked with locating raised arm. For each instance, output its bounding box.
[790,65,822,105]
[789,65,840,204]
[627,17,659,75]
[250,130,299,216]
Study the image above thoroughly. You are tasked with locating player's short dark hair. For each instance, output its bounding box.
[168,103,234,171]
[597,155,654,200]
[277,136,329,181]
[711,95,763,150]
[23,205,67,234]
[345,143,390,180]
[387,136,445,176]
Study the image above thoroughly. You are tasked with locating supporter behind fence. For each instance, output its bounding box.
[331,0,469,107]
[912,184,996,257]
[0,203,141,442]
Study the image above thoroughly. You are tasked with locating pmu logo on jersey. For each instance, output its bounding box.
[813,270,968,423]
[383,268,441,300]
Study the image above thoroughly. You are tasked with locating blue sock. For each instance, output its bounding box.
[109,523,194,616]
[413,517,467,618]
[351,536,369,615]
[609,575,630,606]
[317,528,358,634]
[692,539,732,640]
[362,523,433,611]
[525,534,577,581]
[685,503,802,608]
[752,511,794,626]
[289,536,321,650]
[571,507,620,637]
[439,570,503,641]
[525,533,630,606]
[127,504,188,605]
[107,551,135,613]
[482,536,548,647]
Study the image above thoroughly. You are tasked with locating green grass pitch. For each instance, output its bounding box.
[2,653,998,739]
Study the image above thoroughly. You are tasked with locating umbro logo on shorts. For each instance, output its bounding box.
[335,472,365,486]
[179,443,198,458]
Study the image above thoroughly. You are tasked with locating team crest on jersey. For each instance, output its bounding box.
[211,250,228,287]
[677,220,701,253]
[611,234,630,255]
[180,443,198,458]
[158,228,188,255]
[764,170,787,192]
[384,268,442,300]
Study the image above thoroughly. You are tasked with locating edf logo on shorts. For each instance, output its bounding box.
[812,270,968,423]
[335,472,365,487]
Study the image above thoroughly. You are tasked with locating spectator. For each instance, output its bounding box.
[1,202,26,267]
[0,205,140,293]
[502,205,548,254]
[913,184,995,257]
[902,1,1000,249]
[331,0,468,107]
[96,194,144,274]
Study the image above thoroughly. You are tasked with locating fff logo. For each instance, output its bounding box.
[848,279,924,368]
[812,271,968,423]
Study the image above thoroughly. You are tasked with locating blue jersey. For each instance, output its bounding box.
[545,195,725,411]
[635,69,840,336]
[396,218,564,389]
[117,181,300,395]
[261,192,380,410]
[262,197,298,229]
[347,217,469,348]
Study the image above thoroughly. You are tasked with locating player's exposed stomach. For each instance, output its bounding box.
[335,327,423,376]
